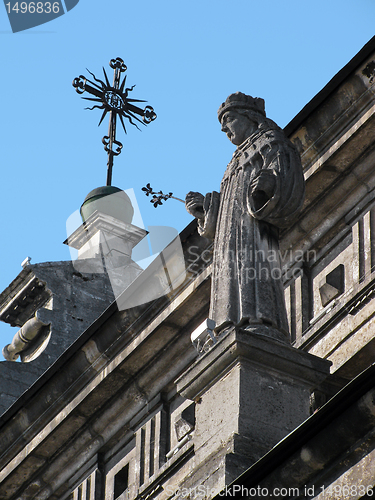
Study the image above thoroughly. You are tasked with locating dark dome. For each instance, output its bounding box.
[80,186,134,224]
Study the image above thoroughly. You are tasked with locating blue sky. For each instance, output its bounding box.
[0,0,374,359]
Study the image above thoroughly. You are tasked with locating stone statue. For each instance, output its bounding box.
[186,92,305,342]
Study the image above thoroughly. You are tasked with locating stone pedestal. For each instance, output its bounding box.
[175,327,331,494]
[65,210,147,297]
[66,210,147,264]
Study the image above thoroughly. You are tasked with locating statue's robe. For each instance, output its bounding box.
[198,120,305,339]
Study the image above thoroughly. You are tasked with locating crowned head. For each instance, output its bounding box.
[218,93,266,145]
[218,92,266,122]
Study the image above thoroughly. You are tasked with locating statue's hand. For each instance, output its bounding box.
[250,170,276,210]
[250,170,276,199]
[185,191,205,219]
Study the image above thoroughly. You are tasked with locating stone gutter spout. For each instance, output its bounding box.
[2,314,50,362]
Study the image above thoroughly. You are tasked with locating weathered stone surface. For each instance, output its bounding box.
[0,208,151,416]
[0,260,115,415]
[231,367,375,500]
[281,45,375,389]
[319,264,345,307]
[176,327,330,485]
[3,314,50,362]
[2,39,375,500]
[0,454,46,498]
[186,92,305,340]
[0,221,212,499]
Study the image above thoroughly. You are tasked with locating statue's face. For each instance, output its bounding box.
[221,111,254,146]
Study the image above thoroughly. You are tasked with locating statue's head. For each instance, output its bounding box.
[218,92,266,146]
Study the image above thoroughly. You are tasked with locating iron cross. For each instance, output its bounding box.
[73,57,156,186]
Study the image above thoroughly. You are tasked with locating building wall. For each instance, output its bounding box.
[2,39,375,500]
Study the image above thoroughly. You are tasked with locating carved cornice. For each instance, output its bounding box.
[0,268,50,327]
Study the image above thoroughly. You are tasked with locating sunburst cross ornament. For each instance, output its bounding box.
[73,57,156,186]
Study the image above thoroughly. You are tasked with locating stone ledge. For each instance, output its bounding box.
[176,327,331,401]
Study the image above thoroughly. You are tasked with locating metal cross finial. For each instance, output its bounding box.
[73,57,156,186]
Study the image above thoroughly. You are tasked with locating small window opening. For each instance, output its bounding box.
[114,463,129,500]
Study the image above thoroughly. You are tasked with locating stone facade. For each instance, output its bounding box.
[1,37,375,500]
